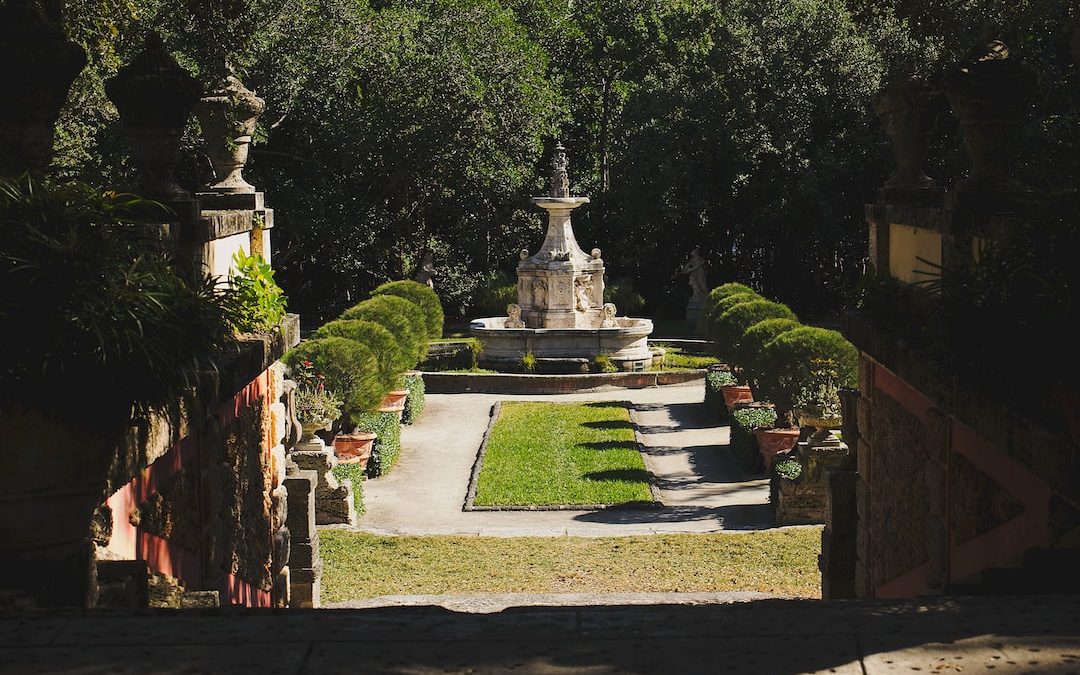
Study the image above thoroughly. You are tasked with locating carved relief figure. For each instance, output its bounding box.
[575,275,592,312]
[533,280,547,309]
[601,303,618,328]
[505,303,525,328]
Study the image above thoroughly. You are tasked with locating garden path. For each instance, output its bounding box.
[349,380,773,536]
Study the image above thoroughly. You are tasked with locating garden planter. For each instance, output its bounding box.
[798,413,844,448]
[721,384,753,411]
[378,389,409,417]
[0,407,121,607]
[873,77,941,190]
[754,426,801,465]
[333,432,377,468]
[194,69,265,193]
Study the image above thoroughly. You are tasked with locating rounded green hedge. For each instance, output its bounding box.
[700,287,761,343]
[315,319,404,390]
[715,300,797,361]
[342,295,428,368]
[284,337,388,419]
[737,318,802,380]
[757,326,858,419]
[373,280,444,340]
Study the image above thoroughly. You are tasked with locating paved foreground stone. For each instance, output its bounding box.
[1,594,1077,673]
[355,381,772,535]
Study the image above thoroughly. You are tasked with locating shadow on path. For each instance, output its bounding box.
[572,503,774,529]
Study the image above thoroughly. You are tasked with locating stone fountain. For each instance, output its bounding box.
[470,143,653,372]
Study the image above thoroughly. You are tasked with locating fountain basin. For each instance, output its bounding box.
[470,317,654,373]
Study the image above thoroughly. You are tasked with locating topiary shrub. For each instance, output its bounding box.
[284,337,389,426]
[373,279,444,340]
[354,411,402,477]
[331,462,365,514]
[758,326,858,427]
[401,373,425,424]
[714,300,797,363]
[342,295,427,368]
[730,405,777,474]
[704,369,737,419]
[315,319,404,392]
[737,318,803,387]
[700,287,762,348]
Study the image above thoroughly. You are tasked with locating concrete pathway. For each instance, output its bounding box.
[351,381,772,536]
[3,594,1078,673]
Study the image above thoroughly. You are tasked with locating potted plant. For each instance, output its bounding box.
[795,358,845,447]
[291,357,350,445]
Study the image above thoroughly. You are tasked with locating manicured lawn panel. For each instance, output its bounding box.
[320,529,822,602]
[473,401,652,506]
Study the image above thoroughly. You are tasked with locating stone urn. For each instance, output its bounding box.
[194,68,265,193]
[333,432,377,469]
[873,76,942,190]
[297,419,331,450]
[0,0,87,176]
[754,426,801,466]
[942,38,1036,192]
[797,410,844,447]
[721,384,754,411]
[105,33,200,200]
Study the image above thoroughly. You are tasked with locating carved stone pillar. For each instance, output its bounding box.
[942,38,1035,193]
[0,0,86,175]
[105,33,200,200]
[195,67,265,194]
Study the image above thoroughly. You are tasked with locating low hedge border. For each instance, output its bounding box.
[401,373,425,425]
[354,411,402,478]
[463,402,663,511]
[331,462,365,514]
[730,405,777,475]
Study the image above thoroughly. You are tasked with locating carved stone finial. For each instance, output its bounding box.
[873,75,942,191]
[106,32,201,200]
[550,141,570,198]
[0,0,87,175]
[195,66,266,193]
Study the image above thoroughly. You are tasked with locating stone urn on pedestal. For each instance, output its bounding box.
[105,33,201,201]
[873,75,943,195]
[195,66,266,194]
[0,0,87,176]
[942,38,1035,194]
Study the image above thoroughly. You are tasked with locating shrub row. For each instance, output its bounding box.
[401,373,425,425]
[354,411,402,478]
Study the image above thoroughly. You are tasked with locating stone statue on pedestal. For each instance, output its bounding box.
[680,247,708,321]
[415,250,437,288]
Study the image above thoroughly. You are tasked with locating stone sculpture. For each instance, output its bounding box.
[681,248,708,302]
[601,303,618,328]
[505,304,525,328]
[415,250,437,288]
[575,275,592,312]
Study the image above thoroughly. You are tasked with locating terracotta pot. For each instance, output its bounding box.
[333,432,377,468]
[378,389,409,414]
[721,384,753,411]
[754,426,801,465]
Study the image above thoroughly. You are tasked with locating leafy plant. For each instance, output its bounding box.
[353,411,401,478]
[714,300,797,363]
[342,295,426,369]
[331,462,364,514]
[704,368,738,419]
[521,351,537,374]
[592,353,618,373]
[758,327,857,427]
[290,358,342,427]
[0,175,240,425]
[228,249,287,334]
[730,405,777,474]
[373,279,444,340]
[773,457,803,482]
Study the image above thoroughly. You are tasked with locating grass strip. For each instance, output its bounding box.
[473,401,652,507]
[320,529,821,602]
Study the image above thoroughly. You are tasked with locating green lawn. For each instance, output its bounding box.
[473,401,653,507]
[654,345,719,370]
[320,529,822,603]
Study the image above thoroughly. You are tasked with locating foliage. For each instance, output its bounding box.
[473,402,652,507]
[401,372,425,425]
[353,411,402,478]
[521,351,537,374]
[469,271,518,318]
[730,406,777,474]
[290,357,342,427]
[773,457,803,482]
[592,353,618,373]
[227,249,288,333]
[342,295,426,369]
[373,279,444,340]
[330,461,365,515]
[315,319,403,391]
[420,338,481,371]
[657,348,720,371]
[603,277,645,315]
[319,529,823,602]
[0,175,239,424]
[797,358,844,420]
[713,300,798,362]
[284,337,387,424]
[704,368,738,419]
[700,290,762,343]
[758,326,858,425]
[736,318,803,383]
